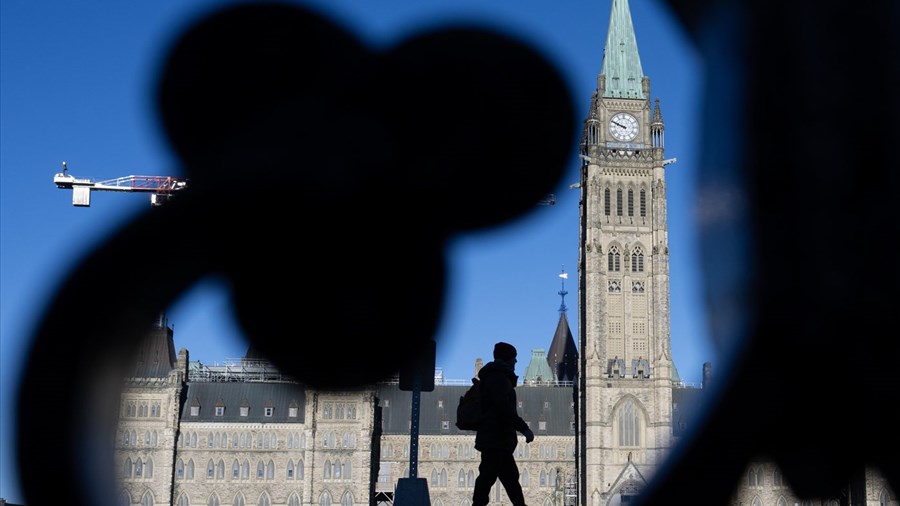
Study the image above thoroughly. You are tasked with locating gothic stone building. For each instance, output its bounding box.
[113,0,897,504]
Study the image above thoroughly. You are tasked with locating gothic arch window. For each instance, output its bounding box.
[550,467,557,486]
[135,458,143,478]
[266,460,275,480]
[604,188,611,216]
[124,431,130,446]
[440,468,447,487]
[242,460,250,480]
[522,468,530,487]
[543,500,553,506]
[187,459,195,480]
[209,433,215,448]
[628,189,634,217]
[177,492,190,506]
[288,493,301,506]
[231,432,237,448]
[287,433,293,449]
[232,459,240,480]
[124,458,132,479]
[540,469,547,487]
[773,467,783,486]
[233,494,245,506]
[433,500,444,506]
[431,468,438,485]
[631,247,644,272]
[632,281,645,293]
[208,493,220,506]
[319,490,333,506]
[880,489,891,505]
[343,459,352,479]
[287,459,295,479]
[301,433,307,449]
[298,460,304,479]
[240,433,246,448]
[333,460,341,479]
[207,460,214,479]
[132,430,137,446]
[146,458,153,479]
[217,459,225,480]
[151,431,157,446]
[458,469,466,487]
[257,493,270,506]
[119,490,131,506]
[340,491,353,506]
[618,399,642,447]
[776,497,787,506]
[751,497,761,506]
[324,460,332,479]
[616,188,623,216]
[468,470,475,487]
[608,246,621,272]
[141,491,154,506]
[257,460,265,479]
[177,459,185,480]
[640,189,646,217]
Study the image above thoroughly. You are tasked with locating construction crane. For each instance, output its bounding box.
[53,161,188,207]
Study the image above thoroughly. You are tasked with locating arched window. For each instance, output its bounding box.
[264,433,270,449]
[187,459,195,480]
[207,493,220,506]
[146,458,153,479]
[232,494,245,506]
[881,489,890,506]
[776,498,787,506]
[257,493,270,506]
[618,399,641,446]
[640,189,646,217]
[440,468,447,487]
[550,468,557,486]
[266,460,275,480]
[616,188,623,216]
[177,492,190,506]
[343,460,351,479]
[324,460,332,479]
[540,470,547,486]
[134,458,143,478]
[319,490,332,506]
[522,468,530,487]
[124,458,132,479]
[301,433,307,449]
[298,460,304,479]
[543,499,553,506]
[207,460,214,479]
[287,433,293,449]
[231,432,238,448]
[287,459,295,479]
[215,432,221,448]
[334,460,341,479]
[141,491,153,506]
[191,432,197,448]
[288,493,301,506]
[132,430,137,446]
[124,431,130,446]
[240,433,246,448]
[604,188,611,216]
[608,246,621,272]
[177,459,185,480]
[242,460,250,480]
[458,469,466,487]
[232,460,240,480]
[628,189,634,217]
[774,468,783,486]
[120,490,132,506]
[151,431,158,447]
[468,470,475,487]
[208,433,214,448]
[751,498,761,506]
[340,491,353,506]
[631,247,644,272]
[257,461,265,479]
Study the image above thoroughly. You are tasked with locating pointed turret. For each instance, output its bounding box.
[547,267,578,382]
[129,312,177,378]
[600,0,646,99]
[651,97,665,152]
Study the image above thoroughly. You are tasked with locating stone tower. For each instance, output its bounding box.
[577,0,675,503]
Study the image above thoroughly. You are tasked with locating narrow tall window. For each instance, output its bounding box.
[628,189,634,216]
[258,493,270,506]
[141,491,153,506]
[287,459,294,479]
[207,460,214,479]
[288,494,301,506]
[618,399,641,447]
[233,495,245,506]
[257,461,264,479]
[242,460,250,480]
[604,188,611,215]
[616,188,623,216]
[177,493,189,506]
[640,189,646,217]
[146,458,153,479]
[208,494,220,506]
[177,459,184,480]
[187,459,195,480]
[232,460,240,479]
[124,458,132,479]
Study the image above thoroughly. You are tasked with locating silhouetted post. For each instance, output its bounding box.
[394,340,435,505]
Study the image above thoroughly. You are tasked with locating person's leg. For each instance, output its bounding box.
[472,450,502,506]
[497,452,527,506]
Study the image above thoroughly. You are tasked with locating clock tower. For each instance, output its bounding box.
[577,0,674,504]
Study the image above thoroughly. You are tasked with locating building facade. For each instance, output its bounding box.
[113,1,897,505]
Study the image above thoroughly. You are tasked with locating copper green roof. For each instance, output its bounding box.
[600,0,645,99]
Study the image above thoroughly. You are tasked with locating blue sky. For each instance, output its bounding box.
[0,0,712,502]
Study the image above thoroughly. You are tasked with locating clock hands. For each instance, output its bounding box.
[612,120,627,129]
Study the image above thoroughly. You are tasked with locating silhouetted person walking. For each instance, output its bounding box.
[472,342,534,506]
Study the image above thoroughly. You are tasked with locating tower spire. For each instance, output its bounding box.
[558,265,568,314]
[600,0,645,99]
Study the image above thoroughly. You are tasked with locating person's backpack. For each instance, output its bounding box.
[455,377,483,431]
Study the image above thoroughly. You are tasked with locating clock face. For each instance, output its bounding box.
[608,112,639,142]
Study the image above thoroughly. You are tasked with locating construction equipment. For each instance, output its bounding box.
[52,161,188,207]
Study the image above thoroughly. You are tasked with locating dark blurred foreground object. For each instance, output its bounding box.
[638,0,900,504]
[15,2,575,505]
